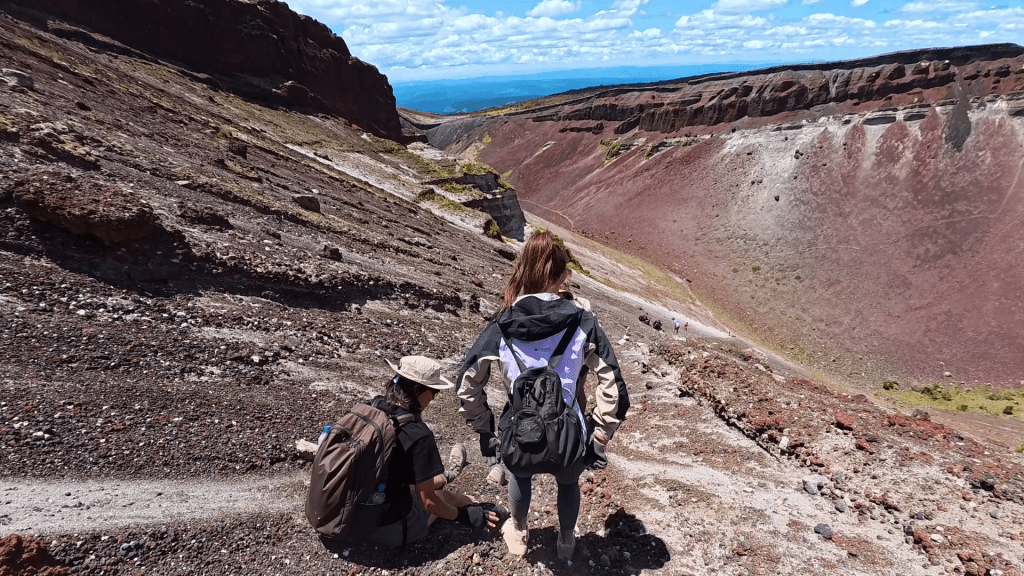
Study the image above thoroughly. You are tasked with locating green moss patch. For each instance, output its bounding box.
[484,219,502,240]
[460,160,494,175]
[881,382,1023,419]
[599,139,625,162]
[415,189,467,213]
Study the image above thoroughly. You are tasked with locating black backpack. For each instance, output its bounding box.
[497,316,586,476]
[305,397,416,540]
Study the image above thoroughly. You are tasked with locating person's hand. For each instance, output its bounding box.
[476,502,506,528]
[479,433,501,466]
[455,505,495,530]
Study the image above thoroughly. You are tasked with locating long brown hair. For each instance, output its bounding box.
[502,230,570,309]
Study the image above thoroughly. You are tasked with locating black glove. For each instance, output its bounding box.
[479,433,501,466]
[585,437,608,470]
[455,505,487,530]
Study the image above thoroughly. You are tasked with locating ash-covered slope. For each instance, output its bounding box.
[420,45,1024,390]
[4,0,403,139]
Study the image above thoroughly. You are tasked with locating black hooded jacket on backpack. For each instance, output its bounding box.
[455,294,630,450]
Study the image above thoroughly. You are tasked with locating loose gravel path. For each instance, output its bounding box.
[1,474,304,536]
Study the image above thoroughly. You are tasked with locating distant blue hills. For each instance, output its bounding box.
[391,64,763,114]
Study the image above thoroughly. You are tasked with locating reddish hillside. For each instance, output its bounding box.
[418,46,1024,389]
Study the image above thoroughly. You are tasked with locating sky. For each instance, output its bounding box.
[284,0,1024,81]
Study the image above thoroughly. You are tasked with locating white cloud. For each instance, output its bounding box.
[850,0,869,6]
[711,0,788,12]
[675,10,772,28]
[526,0,582,18]
[629,27,663,39]
[901,1,978,12]
[281,0,1024,80]
[801,0,823,4]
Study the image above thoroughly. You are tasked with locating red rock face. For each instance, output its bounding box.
[0,534,68,576]
[424,46,1024,388]
[5,0,402,139]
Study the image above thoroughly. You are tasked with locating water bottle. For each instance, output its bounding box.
[317,424,331,445]
[367,483,386,505]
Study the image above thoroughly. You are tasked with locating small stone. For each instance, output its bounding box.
[990,509,1002,519]
[813,523,833,539]
[802,474,826,496]
[293,194,321,212]
[834,412,855,431]
[930,534,943,544]
[834,499,849,513]
[472,553,482,565]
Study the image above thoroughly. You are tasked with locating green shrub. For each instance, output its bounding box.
[1017,445,1024,454]
[958,404,969,412]
[882,381,899,391]
[941,391,954,402]
[484,219,502,240]
[1004,405,1014,415]
[751,266,761,273]
[482,134,492,144]
[605,141,624,162]
[216,126,233,138]
[461,160,494,175]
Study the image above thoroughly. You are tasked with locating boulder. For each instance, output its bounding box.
[13,165,164,244]
[292,194,320,212]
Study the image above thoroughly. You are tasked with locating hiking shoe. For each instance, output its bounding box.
[556,532,576,561]
[448,443,467,475]
[487,464,507,486]
[501,517,528,555]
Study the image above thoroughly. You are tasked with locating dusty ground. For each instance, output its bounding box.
[1,8,1023,576]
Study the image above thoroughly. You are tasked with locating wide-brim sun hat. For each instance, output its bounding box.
[386,355,455,390]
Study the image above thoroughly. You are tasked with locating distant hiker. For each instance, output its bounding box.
[316,356,503,548]
[652,319,662,331]
[456,230,630,561]
[639,312,650,325]
[673,318,680,334]
[683,322,689,332]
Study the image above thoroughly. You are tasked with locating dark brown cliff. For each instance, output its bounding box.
[3,0,403,139]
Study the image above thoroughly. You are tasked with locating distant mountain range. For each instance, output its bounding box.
[391,64,760,113]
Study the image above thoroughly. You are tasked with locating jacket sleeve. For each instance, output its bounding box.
[456,322,502,435]
[583,314,630,442]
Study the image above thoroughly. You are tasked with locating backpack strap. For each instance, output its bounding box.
[498,314,582,405]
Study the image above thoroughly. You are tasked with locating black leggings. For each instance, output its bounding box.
[508,460,585,537]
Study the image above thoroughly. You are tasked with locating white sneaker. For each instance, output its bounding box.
[501,517,528,555]
[556,532,576,561]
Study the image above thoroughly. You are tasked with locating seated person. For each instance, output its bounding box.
[363,355,504,547]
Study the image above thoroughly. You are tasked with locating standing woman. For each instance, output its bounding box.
[456,230,630,560]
